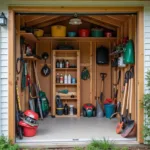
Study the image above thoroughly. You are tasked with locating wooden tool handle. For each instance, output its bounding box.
[126,77,131,110]
[121,83,127,115]
[129,78,133,114]
[33,62,41,90]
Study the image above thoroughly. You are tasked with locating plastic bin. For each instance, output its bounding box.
[104,104,115,118]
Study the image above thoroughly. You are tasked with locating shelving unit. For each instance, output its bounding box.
[53,50,80,117]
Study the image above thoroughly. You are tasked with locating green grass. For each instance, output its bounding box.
[74,138,129,150]
[0,135,19,150]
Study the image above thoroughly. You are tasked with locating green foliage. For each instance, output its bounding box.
[74,139,129,150]
[142,70,150,144]
[0,135,19,150]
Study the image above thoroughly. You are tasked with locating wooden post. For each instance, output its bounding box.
[77,50,81,117]
[8,9,15,142]
[52,50,56,116]
[137,8,144,143]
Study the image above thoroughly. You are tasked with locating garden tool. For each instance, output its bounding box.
[115,71,129,134]
[121,67,137,138]
[33,62,43,119]
[100,73,107,115]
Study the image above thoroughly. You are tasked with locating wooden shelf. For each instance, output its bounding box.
[54,50,79,53]
[56,57,77,60]
[56,68,77,71]
[60,98,77,100]
[20,32,38,43]
[23,54,38,60]
[56,83,77,86]
[55,115,77,118]
[39,37,117,40]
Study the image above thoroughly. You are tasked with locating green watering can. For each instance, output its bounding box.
[123,40,135,64]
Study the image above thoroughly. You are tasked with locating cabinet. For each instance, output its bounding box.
[52,50,80,117]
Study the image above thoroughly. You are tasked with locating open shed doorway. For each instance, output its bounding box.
[8,6,144,145]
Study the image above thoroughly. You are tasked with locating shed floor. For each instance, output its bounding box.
[16,116,136,143]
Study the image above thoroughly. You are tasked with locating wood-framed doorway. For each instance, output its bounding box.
[8,6,144,144]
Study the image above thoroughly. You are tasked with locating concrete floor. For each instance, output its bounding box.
[16,116,136,143]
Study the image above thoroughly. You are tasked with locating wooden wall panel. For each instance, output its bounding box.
[96,41,111,100]
[36,40,52,108]
[79,42,90,109]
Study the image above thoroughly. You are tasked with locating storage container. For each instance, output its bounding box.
[91,28,104,37]
[69,105,74,115]
[79,29,90,37]
[51,25,66,37]
[67,32,76,37]
[19,121,38,137]
[104,104,115,119]
[34,29,44,37]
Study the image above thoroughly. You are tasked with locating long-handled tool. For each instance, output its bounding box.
[115,71,129,134]
[100,73,107,102]
[33,62,43,119]
[113,70,121,105]
[15,78,23,139]
[100,73,107,115]
[121,67,137,138]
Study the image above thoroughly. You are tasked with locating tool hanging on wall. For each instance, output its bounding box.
[41,52,51,76]
[81,67,90,80]
[16,36,25,74]
[21,62,27,91]
[113,70,121,105]
[100,73,107,115]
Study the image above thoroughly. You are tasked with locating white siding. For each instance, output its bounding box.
[144,7,150,89]
[0,5,8,136]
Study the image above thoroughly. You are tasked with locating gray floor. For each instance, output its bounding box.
[16,116,136,143]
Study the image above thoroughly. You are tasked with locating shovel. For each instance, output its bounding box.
[121,67,137,138]
[100,73,107,114]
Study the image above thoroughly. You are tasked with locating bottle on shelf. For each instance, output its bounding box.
[56,73,60,83]
[60,74,64,84]
[64,74,68,84]
[62,59,65,68]
[56,60,60,68]
[60,60,63,68]
[71,77,76,84]
[64,104,69,115]
[68,74,71,84]
[65,60,70,68]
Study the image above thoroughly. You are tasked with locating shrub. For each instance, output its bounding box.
[0,135,19,150]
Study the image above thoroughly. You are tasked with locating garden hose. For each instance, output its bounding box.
[81,67,90,80]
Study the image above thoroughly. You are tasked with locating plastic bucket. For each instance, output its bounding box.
[104,104,115,118]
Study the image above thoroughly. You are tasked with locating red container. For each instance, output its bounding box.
[79,29,90,37]
[19,121,38,137]
[105,32,112,37]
